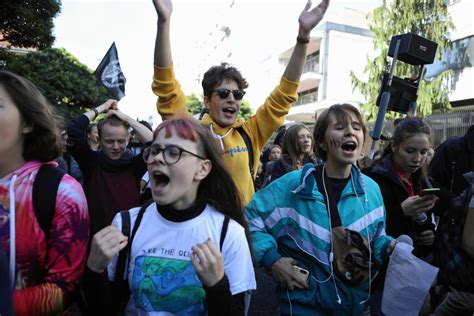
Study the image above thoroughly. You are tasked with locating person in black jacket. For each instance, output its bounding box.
[429,124,474,196]
[364,118,447,315]
[364,118,440,258]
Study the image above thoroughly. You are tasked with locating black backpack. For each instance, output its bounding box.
[32,165,66,239]
[433,185,474,292]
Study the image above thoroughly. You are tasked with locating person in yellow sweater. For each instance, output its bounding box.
[152,0,330,206]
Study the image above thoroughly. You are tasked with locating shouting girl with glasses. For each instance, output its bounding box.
[85,118,256,315]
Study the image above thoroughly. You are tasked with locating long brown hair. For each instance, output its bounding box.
[0,70,62,162]
[381,117,432,190]
[282,124,315,169]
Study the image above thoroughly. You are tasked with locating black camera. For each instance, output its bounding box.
[375,33,438,114]
[376,73,418,114]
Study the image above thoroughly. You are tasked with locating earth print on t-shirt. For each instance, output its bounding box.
[131,255,206,314]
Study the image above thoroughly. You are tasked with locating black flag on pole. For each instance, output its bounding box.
[94,42,126,100]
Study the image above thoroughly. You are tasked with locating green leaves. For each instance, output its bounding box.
[1,0,61,49]
[5,48,110,120]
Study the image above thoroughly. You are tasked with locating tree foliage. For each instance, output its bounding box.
[1,0,61,49]
[185,93,253,121]
[351,0,454,121]
[186,93,204,116]
[5,48,110,120]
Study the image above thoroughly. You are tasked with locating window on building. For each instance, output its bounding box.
[303,51,320,74]
[295,88,318,106]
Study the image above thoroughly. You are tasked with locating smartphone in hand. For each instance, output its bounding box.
[292,265,309,284]
[422,188,440,196]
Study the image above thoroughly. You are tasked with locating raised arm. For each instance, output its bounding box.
[283,0,330,82]
[151,0,189,120]
[153,0,173,67]
[85,99,118,122]
[107,109,153,143]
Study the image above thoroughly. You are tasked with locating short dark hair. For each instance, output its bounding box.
[313,103,367,161]
[270,144,281,151]
[97,116,130,139]
[391,117,431,148]
[202,63,248,98]
[0,70,62,162]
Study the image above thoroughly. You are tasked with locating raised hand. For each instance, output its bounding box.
[107,109,130,122]
[298,0,330,38]
[98,99,118,113]
[87,226,128,273]
[190,238,224,287]
[153,0,173,22]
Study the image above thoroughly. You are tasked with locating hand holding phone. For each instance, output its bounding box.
[292,265,309,284]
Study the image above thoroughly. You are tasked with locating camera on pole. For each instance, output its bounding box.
[369,33,438,159]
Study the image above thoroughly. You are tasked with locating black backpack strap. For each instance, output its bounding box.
[32,165,66,240]
[130,202,151,245]
[220,216,230,252]
[115,211,131,282]
[115,201,152,282]
[236,127,254,179]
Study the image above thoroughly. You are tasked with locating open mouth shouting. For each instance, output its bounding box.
[340,140,358,154]
[222,107,237,118]
[151,170,170,194]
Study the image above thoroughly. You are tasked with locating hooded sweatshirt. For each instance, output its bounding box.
[152,65,298,206]
[0,161,89,315]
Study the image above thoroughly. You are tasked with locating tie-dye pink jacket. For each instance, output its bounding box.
[0,161,89,315]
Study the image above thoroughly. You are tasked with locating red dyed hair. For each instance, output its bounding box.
[153,117,204,143]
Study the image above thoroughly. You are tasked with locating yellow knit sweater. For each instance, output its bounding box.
[152,65,298,206]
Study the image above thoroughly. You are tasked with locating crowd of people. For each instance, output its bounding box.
[1,0,474,315]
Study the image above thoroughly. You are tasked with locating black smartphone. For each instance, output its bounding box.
[422,188,441,195]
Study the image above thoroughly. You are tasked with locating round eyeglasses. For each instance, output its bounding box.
[143,145,206,165]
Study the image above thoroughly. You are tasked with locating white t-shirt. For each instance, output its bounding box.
[141,172,151,192]
[108,203,256,315]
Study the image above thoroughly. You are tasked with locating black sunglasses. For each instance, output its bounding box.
[212,89,245,100]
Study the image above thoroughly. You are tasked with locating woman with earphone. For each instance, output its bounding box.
[245,104,395,315]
